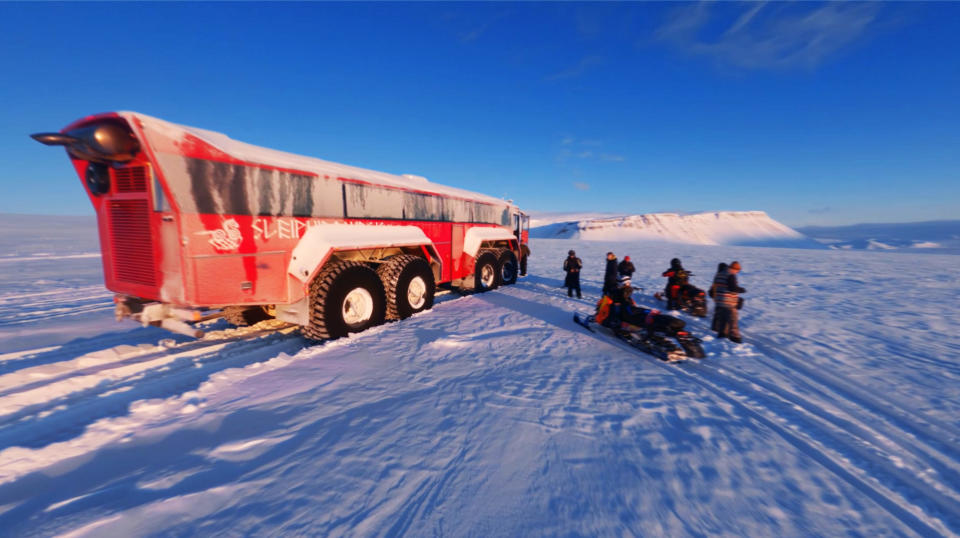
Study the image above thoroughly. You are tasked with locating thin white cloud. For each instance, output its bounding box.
[456,10,511,43]
[546,55,605,81]
[725,1,767,36]
[573,182,591,191]
[556,137,626,165]
[657,2,880,70]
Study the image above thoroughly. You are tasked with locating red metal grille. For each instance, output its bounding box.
[108,200,157,286]
[113,166,149,193]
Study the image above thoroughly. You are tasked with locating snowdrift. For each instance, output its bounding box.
[530,210,824,248]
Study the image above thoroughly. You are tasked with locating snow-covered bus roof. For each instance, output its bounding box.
[119,111,514,209]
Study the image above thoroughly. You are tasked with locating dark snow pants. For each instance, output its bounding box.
[714,306,741,340]
[565,274,581,298]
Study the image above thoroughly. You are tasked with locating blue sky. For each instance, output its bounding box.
[1,2,957,227]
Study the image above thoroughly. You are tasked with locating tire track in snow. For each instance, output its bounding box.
[648,358,960,537]
[648,290,960,488]
[0,286,494,454]
[688,361,960,535]
[0,286,114,327]
[0,326,185,376]
[0,287,468,375]
[746,334,960,451]
[649,307,960,534]
[565,304,960,536]
[0,325,306,452]
[840,325,960,377]
[698,359,960,496]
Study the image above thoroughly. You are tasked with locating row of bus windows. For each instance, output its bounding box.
[150,156,510,225]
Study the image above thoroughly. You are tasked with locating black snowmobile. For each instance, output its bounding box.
[574,294,706,362]
[654,269,708,318]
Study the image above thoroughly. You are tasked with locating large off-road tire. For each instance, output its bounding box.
[302,260,386,341]
[496,249,518,286]
[473,250,500,292]
[377,254,436,320]
[223,306,270,327]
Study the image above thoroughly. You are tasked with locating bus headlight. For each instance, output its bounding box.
[85,162,110,196]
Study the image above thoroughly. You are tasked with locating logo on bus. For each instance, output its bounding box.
[196,219,242,251]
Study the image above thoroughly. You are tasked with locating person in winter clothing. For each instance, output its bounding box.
[603,252,619,297]
[612,285,686,334]
[520,244,531,276]
[563,250,583,298]
[713,261,746,343]
[617,256,635,280]
[662,258,688,310]
[709,262,728,332]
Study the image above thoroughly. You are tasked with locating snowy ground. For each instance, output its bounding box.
[1,223,959,536]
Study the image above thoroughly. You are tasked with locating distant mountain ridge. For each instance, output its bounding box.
[530,211,823,248]
[797,220,960,254]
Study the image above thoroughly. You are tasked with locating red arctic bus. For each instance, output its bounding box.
[33,112,530,339]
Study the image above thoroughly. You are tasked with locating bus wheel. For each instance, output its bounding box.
[303,260,386,341]
[223,306,270,327]
[377,255,436,320]
[474,250,500,292]
[497,249,518,286]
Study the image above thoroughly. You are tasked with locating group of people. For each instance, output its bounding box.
[563,250,746,343]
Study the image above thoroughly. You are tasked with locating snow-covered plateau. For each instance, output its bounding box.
[530,211,825,249]
[1,216,960,536]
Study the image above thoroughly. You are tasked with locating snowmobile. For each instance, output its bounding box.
[573,308,706,362]
[655,270,708,318]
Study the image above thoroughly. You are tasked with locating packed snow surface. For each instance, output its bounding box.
[1,218,960,536]
[531,210,823,248]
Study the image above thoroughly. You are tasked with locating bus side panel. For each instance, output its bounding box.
[191,252,288,306]
[416,221,452,282]
[158,214,185,304]
[451,224,465,280]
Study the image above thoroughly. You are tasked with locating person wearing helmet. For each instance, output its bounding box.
[563,249,583,298]
[617,255,635,281]
[713,260,746,343]
[661,258,687,310]
[615,284,686,335]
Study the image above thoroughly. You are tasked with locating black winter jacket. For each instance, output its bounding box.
[604,258,619,290]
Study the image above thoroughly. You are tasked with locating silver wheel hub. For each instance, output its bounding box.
[342,287,374,326]
[407,276,427,309]
[481,264,495,288]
